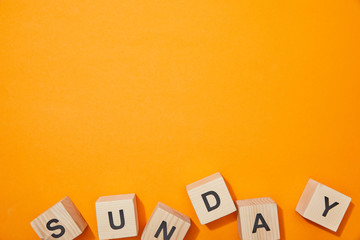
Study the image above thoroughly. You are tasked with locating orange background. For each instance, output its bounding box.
[1,1,360,239]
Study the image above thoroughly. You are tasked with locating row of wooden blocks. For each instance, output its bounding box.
[31,173,352,239]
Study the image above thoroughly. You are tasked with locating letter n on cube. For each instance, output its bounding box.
[141,202,191,240]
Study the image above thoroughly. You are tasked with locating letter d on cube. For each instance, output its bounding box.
[186,172,236,225]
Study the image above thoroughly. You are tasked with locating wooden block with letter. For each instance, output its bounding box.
[236,197,280,240]
[186,172,236,225]
[296,178,351,232]
[95,193,139,240]
[30,196,87,240]
[141,202,191,240]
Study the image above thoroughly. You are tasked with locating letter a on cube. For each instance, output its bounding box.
[96,194,139,239]
[296,179,351,232]
[186,172,236,224]
[141,202,191,240]
[236,197,280,240]
[31,196,88,240]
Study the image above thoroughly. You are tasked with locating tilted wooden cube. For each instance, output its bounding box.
[141,202,191,240]
[236,197,280,240]
[95,194,139,240]
[296,178,351,232]
[186,172,236,224]
[30,196,87,240]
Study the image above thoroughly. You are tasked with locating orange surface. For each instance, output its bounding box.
[1,1,359,239]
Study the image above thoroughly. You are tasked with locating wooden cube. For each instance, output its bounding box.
[186,172,236,224]
[236,197,280,240]
[141,202,191,240]
[31,196,87,240]
[296,178,351,232]
[95,193,139,240]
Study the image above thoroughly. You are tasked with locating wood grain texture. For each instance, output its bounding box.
[186,172,236,225]
[95,193,139,240]
[141,202,191,240]
[30,196,87,240]
[296,179,351,232]
[236,197,280,240]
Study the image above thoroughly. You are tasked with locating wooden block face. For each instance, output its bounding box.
[31,196,87,240]
[236,197,280,240]
[186,172,236,224]
[296,179,351,232]
[141,202,191,240]
[95,193,139,240]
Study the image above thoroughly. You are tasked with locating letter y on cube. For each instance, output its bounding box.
[296,179,351,232]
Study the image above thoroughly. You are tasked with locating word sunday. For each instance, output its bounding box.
[30,173,351,240]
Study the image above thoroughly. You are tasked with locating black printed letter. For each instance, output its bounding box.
[108,210,125,230]
[252,213,270,233]
[154,221,176,240]
[201,191,221,212]
[46,219,65,238]
[322,196,339,217]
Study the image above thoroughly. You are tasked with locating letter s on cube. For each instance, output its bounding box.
[186,172,236,225]
[31,196,88,240]
[296,179,351,232]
